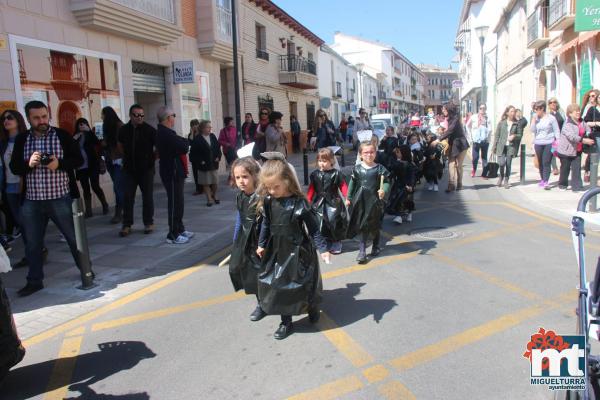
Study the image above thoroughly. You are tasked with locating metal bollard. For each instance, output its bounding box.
[591,153,599,212]
[520,144,526,185]
[303,149,309,186]
[72,197,96,289]
[340,148,346,167]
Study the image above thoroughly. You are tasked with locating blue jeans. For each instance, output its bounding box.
[107,163,124,208]
[21,196,81,284]
[471,141,489,173]
[5,192,25,246]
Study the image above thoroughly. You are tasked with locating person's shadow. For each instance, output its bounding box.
[1,341,155,400]
[319,283,397,328]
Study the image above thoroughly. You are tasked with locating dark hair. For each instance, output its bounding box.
[0,109,27,141]
[230,156,261,189]
[291,115,297,120]
[501,105,516,121]
[245,113,253,118]
[444,102,460,119]
[534,100,546,112]
[224,116,233,125]
[24,100,47,118]
[269,111,283,124]
[316,148,335,165]
[74,117,91,134]
[129,104,143,114]
[102,106,123,150]
[399,144,412,163]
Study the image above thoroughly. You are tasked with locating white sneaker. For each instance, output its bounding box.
[166,235,189,244]
[182,231,195,238]
[393,216,403,224]
[406,213,413,222]
[427,183,433,191]
[433,184,439,192]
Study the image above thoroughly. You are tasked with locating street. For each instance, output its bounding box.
[0,163,586,400]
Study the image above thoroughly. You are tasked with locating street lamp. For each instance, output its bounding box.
[475,25,489,107]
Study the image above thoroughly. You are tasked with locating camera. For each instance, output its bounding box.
[40,153,53,166]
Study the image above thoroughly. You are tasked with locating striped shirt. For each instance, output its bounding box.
[23,128,70,200]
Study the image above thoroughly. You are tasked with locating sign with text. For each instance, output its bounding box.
[172,61,194,84]
[575,0,600,32]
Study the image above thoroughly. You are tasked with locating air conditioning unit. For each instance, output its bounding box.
[541,48,554,69]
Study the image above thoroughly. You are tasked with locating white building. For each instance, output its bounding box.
[419,64,459,113]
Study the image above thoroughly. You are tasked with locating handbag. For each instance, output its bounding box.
[482,154,499,178]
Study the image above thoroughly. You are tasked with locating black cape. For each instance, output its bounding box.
[310,169,348,241]
[229,192,262,294]
[0,276,24,373]
[387,159,416,215]
[346,164,390,241]
[258,196,323,316]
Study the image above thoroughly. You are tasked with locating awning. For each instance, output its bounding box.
[554,32,599,57]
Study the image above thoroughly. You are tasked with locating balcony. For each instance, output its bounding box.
[378,91,387,99]
[548,0,575,31]
[70,0,182,45]
[278,55,317,89]
[197,0,236,63]
[256,49,269,61]
[528,8,550,49]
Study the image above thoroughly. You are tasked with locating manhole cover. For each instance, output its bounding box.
[409,227,460,240]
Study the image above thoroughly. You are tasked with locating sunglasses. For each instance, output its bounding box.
[170,113,176,118]
[1,114,15,121]
[260,112,268,116]
[132,113,145,118]
[549,101,557,104]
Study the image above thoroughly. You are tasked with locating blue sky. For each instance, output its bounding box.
[274,0,462,68]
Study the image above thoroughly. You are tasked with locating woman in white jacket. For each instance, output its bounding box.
[469,104,492,177]
[531,100,560,190]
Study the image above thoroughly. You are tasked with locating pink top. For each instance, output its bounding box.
[218,126,237,151]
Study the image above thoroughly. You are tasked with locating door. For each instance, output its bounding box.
[58,101,79,135]
[287,41,296,71]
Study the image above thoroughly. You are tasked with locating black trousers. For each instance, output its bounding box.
[122,169,155,227]
[76,168,106,203]
[0,275,21,368]
[558,154,583,189]
[161,175,185,239]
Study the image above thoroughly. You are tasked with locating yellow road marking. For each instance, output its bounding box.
[43,335,83,400]
[534,227,600,252]
[378,380,417,400]
[91,291,246,332]
[388,290,576,373]
[316,312,375,368]
[362,364,390,383]
[453,220,543,246]
[66,326,85,337]
[23,246,230,347]
[285,374,364,400]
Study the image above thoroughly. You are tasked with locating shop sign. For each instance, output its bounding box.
[575,0,600,32]
[173,61,194,84]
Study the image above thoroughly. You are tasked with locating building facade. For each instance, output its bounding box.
[419,64,459,113]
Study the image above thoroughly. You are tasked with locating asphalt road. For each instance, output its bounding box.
[0,171,591,400]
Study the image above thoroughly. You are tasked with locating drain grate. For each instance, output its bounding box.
[409,227,460,240]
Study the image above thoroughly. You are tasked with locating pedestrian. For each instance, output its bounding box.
[469,104,491,177]
[346,141,390,264]
[548,98,565,176]
[118,104,157,237]
[218,116,238,168]
[252,108,270,160]
[557,103,594,191]
[190,120,221,207]
[255,155,330,340]
[408,132,425,184]
[379,126,400,169]
[241,113,257,146]
[265,111,286,154]
[290,115,301,153]
[531,100,560,190]
[387,144,416,224]
[0,271,25,381]
[314,109,335,150]
[355,134,383,165]
[9,100,90,296]
[410,112,421,128]
[339,114,348,144]
[156,106,193,245]
[433,103,469,192]
[353,108,372,147]
[306,148,348,255]
[491,106,522,189]
[229,156,264,321]
[423,133,443,192]
[188,119,202,195]
[101,106,124,224]
[73,118,109,218]
[583,89,600,183]
[347,116,355,144]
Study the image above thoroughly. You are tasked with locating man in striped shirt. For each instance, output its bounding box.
[9,101,86,297]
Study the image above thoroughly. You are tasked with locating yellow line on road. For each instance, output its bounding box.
[378,380,417,400]
[43,335,83,400]
[362,364,390,383]
[316,312,375,368]
[23,246,230,347]
[285,374,364,400]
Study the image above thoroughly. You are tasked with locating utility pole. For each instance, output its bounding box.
[231,0,242,147]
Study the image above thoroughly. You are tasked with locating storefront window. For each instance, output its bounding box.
[10,36,123,136]
[180,71,211,134]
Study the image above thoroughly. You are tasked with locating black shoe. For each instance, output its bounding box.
[356,252,367,264]
[371,246,381,257]
[17,283,44,297]
[249,306,267,322]
[0,345,25,382]
[14,257,28,269]
[214,199,221,205]
[274,322,293,340]
[308,306,320,323]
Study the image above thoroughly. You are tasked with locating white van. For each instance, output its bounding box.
[371,113,398,130]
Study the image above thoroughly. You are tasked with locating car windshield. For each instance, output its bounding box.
[372,121,386,130]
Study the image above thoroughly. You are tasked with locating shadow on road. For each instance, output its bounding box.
[322,283,397,326]
[1,341,155,399]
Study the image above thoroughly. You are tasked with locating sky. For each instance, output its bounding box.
[273,0,463,69]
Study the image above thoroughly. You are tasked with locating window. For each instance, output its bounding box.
[307,52,314,61]
[306,102,315,130]
[335,82,342,97]
[181,71,211,132]
[255,23,268,60]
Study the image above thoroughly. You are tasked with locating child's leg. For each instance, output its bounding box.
[357,239,367,263]
[250,295,266,321]
[274,315,294,340]
[371,230,382,256]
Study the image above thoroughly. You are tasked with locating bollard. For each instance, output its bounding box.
[72,198,96,289]
[340,148,346,167]
[520,144,526,185]
[591,153,599,212]
[303,149,309,186]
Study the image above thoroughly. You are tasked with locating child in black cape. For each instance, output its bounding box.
[423,133,444,192]
[256,155,331,340]
[346,141,391,264]
[387,145,416,225]
[307,148,349,254]
[229,157,265,321]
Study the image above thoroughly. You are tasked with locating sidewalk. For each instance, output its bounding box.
[4,171,238,340]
